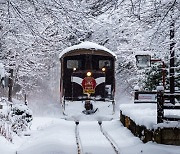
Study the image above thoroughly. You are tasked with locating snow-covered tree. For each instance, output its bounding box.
[0,0,179,102]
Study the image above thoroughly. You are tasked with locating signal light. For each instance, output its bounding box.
[87,71,92,77]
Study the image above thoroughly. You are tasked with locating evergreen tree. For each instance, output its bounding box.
[142,63,167,91]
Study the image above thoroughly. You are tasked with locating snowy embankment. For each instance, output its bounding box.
[0,98,32,143]
[119,103,180,130]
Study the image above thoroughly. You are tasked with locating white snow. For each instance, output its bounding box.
[135,51,152,56]
[156,85,164,91]
[0,63,5,86]
[134,85,140,91]
[17,118,77,154]
[0,136,16,154]
[0,63,5,79]
[59,41,117,59]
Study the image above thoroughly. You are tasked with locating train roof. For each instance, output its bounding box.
[59,41,117,59]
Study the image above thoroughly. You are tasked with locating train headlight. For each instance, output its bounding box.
[102,67,106,72]
[87,71,92,77]
[73,67,77,71]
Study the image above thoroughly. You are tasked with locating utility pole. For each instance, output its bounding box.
[169,7,175,104]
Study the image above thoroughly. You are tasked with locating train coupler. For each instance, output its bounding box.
[82,100,98,115]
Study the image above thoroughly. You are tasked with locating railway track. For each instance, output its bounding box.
[75,121,119,154]
[75,121,83,154]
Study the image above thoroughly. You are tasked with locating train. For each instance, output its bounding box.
[59,42,116,116]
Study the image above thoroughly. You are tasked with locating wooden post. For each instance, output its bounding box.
[169,7,175,104]
[134,91,139,100]
[8,69,13,102]
[157,86,164,123]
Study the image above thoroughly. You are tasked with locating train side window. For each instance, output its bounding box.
[67,60,80,69]
[99,60,111,69]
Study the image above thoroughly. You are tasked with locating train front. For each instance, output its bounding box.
[59,42,116,119]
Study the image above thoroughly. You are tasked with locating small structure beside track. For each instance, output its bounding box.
[120,102,180,145]
[122,87,180,145]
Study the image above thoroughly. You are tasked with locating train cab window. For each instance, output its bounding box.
[67,60,81,69]
[99,60,111,69]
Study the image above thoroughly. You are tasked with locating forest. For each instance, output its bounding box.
[0,0,179,105]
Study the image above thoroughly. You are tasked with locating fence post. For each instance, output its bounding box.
[157,86,164,123]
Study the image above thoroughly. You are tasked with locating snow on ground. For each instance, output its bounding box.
[0,102,180,154]
[78,121,116,154]
[17,117,77,154]
[0,136,16,154]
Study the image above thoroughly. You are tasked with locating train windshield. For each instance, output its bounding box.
[66,55,112,70]
[99,60,111,69]
[67,60,81,69]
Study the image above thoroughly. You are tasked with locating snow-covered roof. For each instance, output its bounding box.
[59,41,117,59]
[135,51,152,56]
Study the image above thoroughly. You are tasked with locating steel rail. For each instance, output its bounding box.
[75,122,83,154]
[98,122,119,154]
